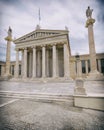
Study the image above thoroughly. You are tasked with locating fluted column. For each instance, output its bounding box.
[15,49,19,78]
[56,48,59,77]
[32,47,36,78]
[46,49,49,77]
[52,44,57,77]
[37,50,41,77]
[21,50,24,77]
[23,48,27,78]
[64,43,70,78]
[29,52,32,77]
[42,46,46,78]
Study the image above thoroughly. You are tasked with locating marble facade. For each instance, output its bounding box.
[13,28,71,79]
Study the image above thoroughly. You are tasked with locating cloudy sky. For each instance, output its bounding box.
[0,0,104,61]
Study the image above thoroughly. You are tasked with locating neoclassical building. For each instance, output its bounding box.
[0,6,104,80]
[0,26,104,80]
[14,26,71,79]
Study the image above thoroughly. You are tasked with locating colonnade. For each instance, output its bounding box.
[15,43,70,79]
[75,59,102,76]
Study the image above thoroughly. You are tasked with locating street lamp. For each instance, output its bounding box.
[74,53,86,95]
[75,53,80,78]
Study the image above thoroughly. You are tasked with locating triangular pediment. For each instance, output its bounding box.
[14,29,68,43]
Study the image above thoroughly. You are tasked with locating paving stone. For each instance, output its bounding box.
[0,99,104,130]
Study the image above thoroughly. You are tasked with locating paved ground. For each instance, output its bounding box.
[0,98,104,130]
[0,80,104,130]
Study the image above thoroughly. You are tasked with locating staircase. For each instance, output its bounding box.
[0,91,74,106]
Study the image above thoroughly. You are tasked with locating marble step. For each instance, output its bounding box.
[0,91,74,105]
[9,77,74,83]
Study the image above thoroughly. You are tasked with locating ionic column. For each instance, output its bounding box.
[64,43,70,78]
[21,50,24,77]
[23,48,27,78]
[42,46,46,78]
[32,47,36,78]
[52,44,57,77]
[85,60,88,74]
[37,50,41,77]
[98,59,101,72]
[46,49,49,77]
[56,48,59,77]
[29,52,32,77]
[15,49,19,78]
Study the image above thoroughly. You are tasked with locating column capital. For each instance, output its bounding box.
[46,44,52,47]
[31,46,36,49]
[64,41,67,44]
[24,47,27,50]
[41,44,46,47]
[85,18,95,28]
[15,48,19,51]
[53,43,57,46]
[21,49,24,52]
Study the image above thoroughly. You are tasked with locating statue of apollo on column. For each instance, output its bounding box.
[86,6,93,19]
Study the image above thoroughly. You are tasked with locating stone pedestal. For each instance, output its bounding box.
[87,70,104,80]
[74,79,86,95]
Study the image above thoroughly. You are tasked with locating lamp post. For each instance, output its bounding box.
[74,53,86,95]
[75,53,81,79]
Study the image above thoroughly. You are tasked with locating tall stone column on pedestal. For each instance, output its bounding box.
[4,26,12,79]
[85,6,104,80]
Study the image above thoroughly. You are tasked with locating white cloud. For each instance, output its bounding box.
[0,0,104,61]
